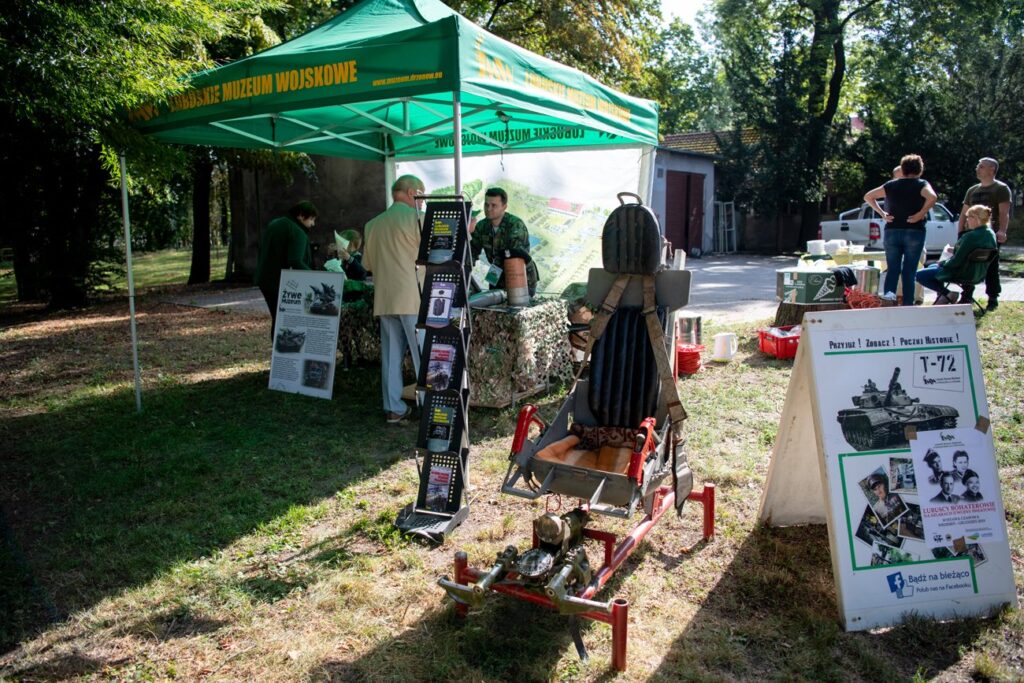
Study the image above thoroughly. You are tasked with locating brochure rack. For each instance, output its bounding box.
[395,197,473,541]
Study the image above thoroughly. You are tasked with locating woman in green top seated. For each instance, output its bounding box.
[915,204,997,304]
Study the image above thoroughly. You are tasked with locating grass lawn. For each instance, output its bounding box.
[0,292,1021,681]
[0,248,229,305]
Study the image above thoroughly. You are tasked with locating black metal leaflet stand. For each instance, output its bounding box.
[394,196,473,542]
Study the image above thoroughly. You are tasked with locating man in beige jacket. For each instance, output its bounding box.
[363,175,425,422]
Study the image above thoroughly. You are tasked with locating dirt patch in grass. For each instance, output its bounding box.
[1,297,1021,681]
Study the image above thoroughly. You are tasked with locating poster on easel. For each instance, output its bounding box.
[758,306,1016,631]
[268,269,345,400]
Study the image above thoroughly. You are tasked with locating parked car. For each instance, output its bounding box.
[819,202,958,255]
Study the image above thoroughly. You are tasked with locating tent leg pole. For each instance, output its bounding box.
[452,91,462,195]
[384,139,396,206]
[119,152,143,413]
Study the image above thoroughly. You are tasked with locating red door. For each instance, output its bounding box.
[665,171,705,254]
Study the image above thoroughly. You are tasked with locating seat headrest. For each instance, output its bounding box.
[601,194,663,274]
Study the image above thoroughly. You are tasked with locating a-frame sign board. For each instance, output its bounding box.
[759,305,1016,631]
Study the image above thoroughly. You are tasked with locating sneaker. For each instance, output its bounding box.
[934,294,951,305]
[986,298,999,312]
[385,406,412,423]
[881,291,897,301]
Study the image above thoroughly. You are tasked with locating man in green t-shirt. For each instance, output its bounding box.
[469,187,540,296]
[958,157,1012,311]
[255,201,316,337]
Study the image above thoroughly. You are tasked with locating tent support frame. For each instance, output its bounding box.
[118,153,143,413]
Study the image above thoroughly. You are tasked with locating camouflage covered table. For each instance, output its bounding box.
[469,299,573,407]
[338,294,573,406]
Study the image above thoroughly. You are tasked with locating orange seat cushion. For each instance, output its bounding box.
[535,435,632,475]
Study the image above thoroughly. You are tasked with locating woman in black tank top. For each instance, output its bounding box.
[863,154,938,305]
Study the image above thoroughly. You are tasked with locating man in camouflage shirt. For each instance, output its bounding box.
[470,187,540,296]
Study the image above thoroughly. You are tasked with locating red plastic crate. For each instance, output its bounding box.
[758,325,800,359]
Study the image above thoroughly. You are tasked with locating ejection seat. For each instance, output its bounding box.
[501,193,694,517]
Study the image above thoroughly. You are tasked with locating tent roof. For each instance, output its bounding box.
[130,0,658,159]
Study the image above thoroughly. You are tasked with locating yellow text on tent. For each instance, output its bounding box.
[275,62,359,93]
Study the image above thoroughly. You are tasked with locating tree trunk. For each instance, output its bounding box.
[188,154,213,285]
[7,145,44,301]
[47,144,103,309]
[798,1,843,245]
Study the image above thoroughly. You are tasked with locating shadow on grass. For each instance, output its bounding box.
[309,531,648,682]
[646,525,998,681]
[0,366,414,656]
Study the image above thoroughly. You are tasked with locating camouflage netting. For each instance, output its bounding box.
[337,295,573,406]
[469,299,574,407]
[338,298,381,365]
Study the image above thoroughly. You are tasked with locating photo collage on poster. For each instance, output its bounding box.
[814,345,995,570]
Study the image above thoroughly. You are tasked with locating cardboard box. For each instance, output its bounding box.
[776,268,845,304]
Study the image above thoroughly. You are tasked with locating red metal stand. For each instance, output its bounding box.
[449,484,716,671]
[687,483,716,541]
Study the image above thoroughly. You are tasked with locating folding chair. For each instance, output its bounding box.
[952,247,998,315]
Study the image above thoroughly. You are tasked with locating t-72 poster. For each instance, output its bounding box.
[760,306,1016,631]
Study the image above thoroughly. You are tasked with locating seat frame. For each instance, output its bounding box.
[500,269,692,517]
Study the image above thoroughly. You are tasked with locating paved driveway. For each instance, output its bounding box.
[166,251,1023,324]
[682,254,792,323]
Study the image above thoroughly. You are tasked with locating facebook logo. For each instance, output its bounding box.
[886,572,914,599]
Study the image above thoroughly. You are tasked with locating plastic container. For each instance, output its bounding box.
[807,239,826,255]
[758,325,801,360]
[504,257,530,305]
[824,239,847,255]
[676,314,702,345]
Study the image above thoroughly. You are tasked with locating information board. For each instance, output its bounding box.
[758,306,1016,631]
[268,269,345,400]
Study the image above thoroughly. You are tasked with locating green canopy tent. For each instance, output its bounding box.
[121,0,660,409]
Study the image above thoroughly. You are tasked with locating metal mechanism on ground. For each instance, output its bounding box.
[836,367,959,451]
[439,509,604,615]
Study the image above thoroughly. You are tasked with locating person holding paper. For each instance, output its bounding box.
[915,205,997,304]
[255,201,316,338]
[469,187,539,296]
[336,229,367,281]
[363,175,425,423]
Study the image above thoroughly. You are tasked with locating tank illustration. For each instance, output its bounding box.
[274,328,306,353]
[836,367,959,451]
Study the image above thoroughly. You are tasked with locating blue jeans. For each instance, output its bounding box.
[883,228,925,306]
[915,263,948,297]
[379,314,420,414]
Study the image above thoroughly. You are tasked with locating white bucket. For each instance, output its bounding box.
[807,239,826,255]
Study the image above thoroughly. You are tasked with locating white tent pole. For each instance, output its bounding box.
[119,152,143,413]
[384,134,396,206]
[452,91,462,194]
[639,144,656,205]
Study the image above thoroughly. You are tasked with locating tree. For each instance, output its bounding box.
[0,0,278,307]
[711,0,882,244]
[640,19,725,134]
[848,1,1024,207]
[450,0,663,91]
